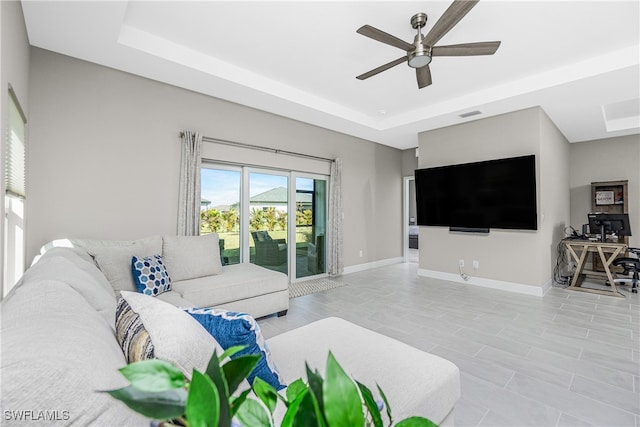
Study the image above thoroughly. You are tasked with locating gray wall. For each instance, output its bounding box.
[401,147,418,177]
[26,48,403,267]
[539,110,571,277]
[402,148,418,223]
[418,108,570,289]
[1,0,30,295]
[569,134,640,247]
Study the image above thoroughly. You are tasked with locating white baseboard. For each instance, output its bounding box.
[344,257,403,275]
[417,268,549,297]
[540,278,553,296]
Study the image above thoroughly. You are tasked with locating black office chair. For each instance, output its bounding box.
[612,248,640,294]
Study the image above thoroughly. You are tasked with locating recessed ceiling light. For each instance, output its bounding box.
[378,109,387,116]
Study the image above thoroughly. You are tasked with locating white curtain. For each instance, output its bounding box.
[328,158,343,276]
[177,131,202,236]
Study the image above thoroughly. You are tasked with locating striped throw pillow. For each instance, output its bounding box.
[115,297,155,363]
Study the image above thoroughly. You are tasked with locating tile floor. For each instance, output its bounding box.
[258,262,640,427]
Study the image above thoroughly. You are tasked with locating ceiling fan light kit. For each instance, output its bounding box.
[408,50,432,68]
[356,0,500,89]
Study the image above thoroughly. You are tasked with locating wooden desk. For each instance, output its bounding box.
[564,241,627,298]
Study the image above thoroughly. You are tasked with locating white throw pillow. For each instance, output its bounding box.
[162,234,223,282]
[118,291,224,377]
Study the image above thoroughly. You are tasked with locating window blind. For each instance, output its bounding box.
[6,89,26,199]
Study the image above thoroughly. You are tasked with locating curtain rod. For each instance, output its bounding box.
[181,132,334,163]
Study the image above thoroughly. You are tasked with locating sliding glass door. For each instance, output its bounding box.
[200,167,241,265]
[248,171,289,275]
[201,165,327,281]
[293,175,327,279]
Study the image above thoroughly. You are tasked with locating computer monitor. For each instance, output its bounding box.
[587,213,632,242]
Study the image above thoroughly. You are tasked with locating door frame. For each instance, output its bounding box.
[403,175,415,263]
[290,172,329,283]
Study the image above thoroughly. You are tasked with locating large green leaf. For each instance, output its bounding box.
[118,359,186,392]
[305,365,327,427]
[377,383,393,425]
[281,388,308,427]
[219,345,247,362]
[305,365,325,413]
[281,376,326,427]
[252,377,279,415]
[223,354,261,394]
[395,416,438,427]
[291,387,323,427]
[322,352,365,427]
[285,379,307,405]
[186,370,220,427]
[105,385,187,419]
[235,398,272,427]
[230,389,253,417]
[356,381,383,427]
[204,351,230,426]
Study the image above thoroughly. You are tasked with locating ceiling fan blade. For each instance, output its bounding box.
[423,0,479,47]
[357,25,414,51]
[416,65,432,89]
[432,41,501,56]
[356,57,407,80]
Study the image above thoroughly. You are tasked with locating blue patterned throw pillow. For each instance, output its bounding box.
[184,308,285,390]
[131,255,172,296]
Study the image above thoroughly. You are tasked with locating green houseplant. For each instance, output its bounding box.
[104,346,437,427]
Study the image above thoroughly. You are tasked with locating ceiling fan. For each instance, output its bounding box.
[356,0,501,89]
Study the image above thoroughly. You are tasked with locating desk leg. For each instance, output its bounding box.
[597,246,625,297]
[568,244,588,289]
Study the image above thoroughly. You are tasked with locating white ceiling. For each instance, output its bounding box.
[21,0,640,150]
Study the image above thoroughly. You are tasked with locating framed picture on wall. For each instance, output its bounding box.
[595,191,615,205]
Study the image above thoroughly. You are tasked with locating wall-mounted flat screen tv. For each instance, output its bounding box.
[415,154,537,231]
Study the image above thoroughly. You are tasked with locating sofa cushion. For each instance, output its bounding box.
[162,234,222,281]
[184,307,285,390]
[131,254,172,296]
[38,238,97,264]
[75,236,163,293]
[171,263,287,308]
[118,291,224,378]
[1,279,148,426]
[156,290,195,307]
[18,247,117,329]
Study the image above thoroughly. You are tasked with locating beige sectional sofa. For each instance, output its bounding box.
[0,237,460,426]
[69,233,289,319]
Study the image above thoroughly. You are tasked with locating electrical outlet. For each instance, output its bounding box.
[473,260,479,270]
[359,250,363,258]
[458,259,464,267]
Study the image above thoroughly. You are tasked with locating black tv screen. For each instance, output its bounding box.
[415,155,537,231]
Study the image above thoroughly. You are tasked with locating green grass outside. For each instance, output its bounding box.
[214,226,313,263]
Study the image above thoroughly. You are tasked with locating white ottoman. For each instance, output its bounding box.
[266,317,460,425]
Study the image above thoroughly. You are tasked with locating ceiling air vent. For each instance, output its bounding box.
[459,110,482,118]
